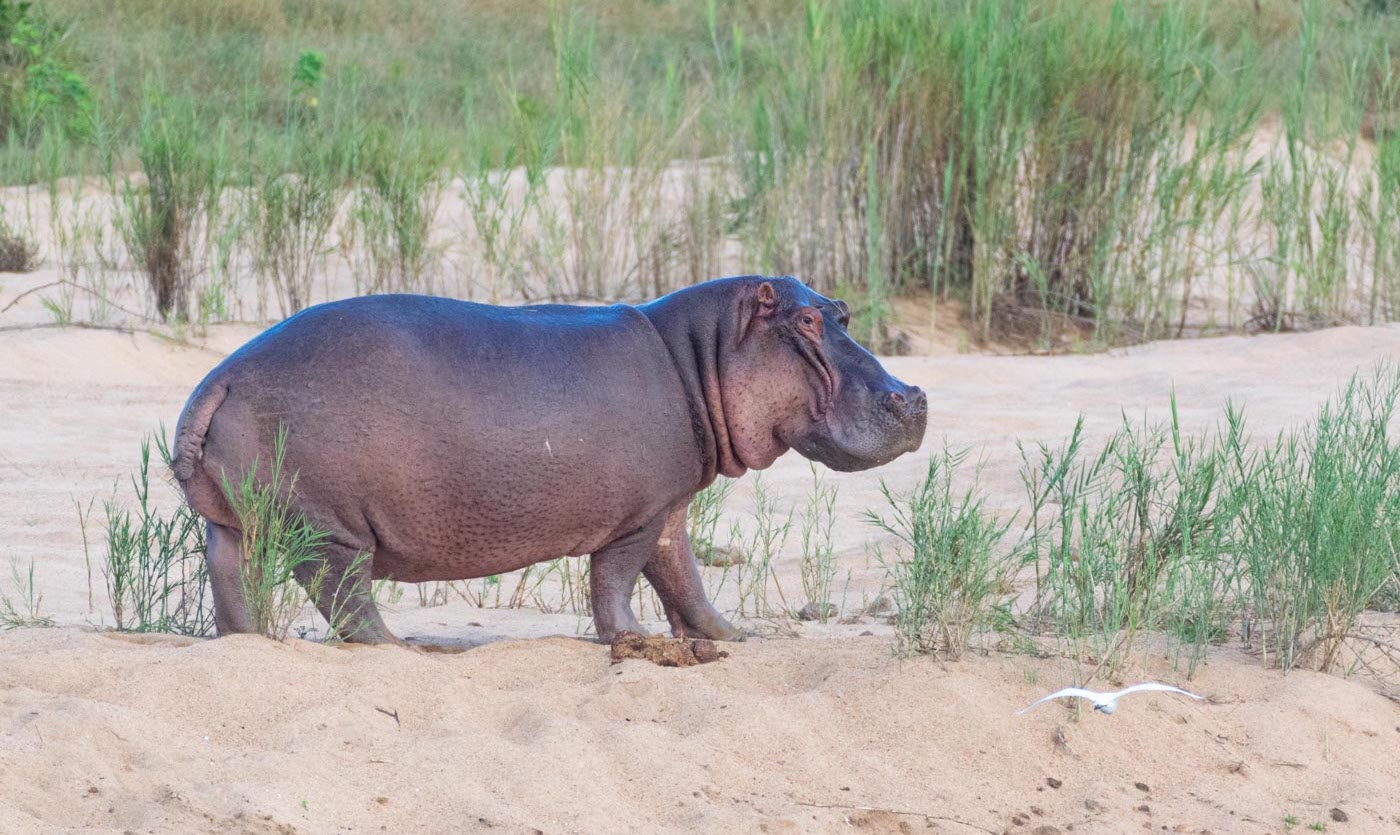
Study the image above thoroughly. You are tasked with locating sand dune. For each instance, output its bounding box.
[2,309,1400,833]
[2,628,1397,834]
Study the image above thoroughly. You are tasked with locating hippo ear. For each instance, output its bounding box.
[737,281,778,344]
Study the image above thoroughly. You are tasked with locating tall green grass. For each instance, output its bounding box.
[352,123,447,295]
[7,1,1400,340]
[687,475,736,566]
[0,3,1377,337]
[100,433,212,636]
[249,124,345,316]
[114,93,229,323]
[220,426,328,641]
[0,559,53,629]
[798,464,841,622]
[1019,403,1241,681]
[731,474,793,618]
[1232,367,1400,672]
[1013,370,1400,681]
[867,448,1018,659]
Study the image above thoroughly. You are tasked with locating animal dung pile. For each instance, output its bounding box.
[609,631,729,667]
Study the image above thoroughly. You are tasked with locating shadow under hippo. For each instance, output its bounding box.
[171,275,928,644]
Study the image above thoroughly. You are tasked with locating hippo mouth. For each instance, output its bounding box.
[791,411,926,472]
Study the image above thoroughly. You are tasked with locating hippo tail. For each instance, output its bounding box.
[172,378,226,482]
[171,377,237,526]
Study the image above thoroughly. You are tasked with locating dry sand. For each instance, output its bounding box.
[2,281,1400,833]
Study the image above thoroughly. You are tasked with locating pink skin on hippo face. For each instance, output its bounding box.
[172,275,926,645]
[715,280,926,473]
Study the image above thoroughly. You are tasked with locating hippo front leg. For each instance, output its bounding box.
[641,504,745,642]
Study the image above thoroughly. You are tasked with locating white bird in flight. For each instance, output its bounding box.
[1018,683,1204,715]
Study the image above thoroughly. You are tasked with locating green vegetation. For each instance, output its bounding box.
[1018,404,1243,680]
[352,124,448,295]
[0,1,1396,340]
[687,475,736,565]
[0,0,90,141]
[219,426,328,641]
[76,366,1398,686]
[0,558,52,628]
[249,120,345,317]
[797,464,841,623]
[732,474,794,618]
[99,432,211,636]
[867,449,1019,659]
[862,367,1398,683]
[115,93,230,322]
[1234,367,1400,672]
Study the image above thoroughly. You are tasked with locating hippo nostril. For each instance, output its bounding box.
[881,390,909,419]
[882,386,926,422]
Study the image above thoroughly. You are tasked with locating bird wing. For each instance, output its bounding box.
[1117,682,1204,701]
[1016,687,1104,715]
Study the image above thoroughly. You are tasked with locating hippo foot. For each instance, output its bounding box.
[338,630,407,647]
[666,609,746,642]
[593,608,649,644]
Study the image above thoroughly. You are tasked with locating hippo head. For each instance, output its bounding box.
[642,275,927,479]
[718,277,927,472]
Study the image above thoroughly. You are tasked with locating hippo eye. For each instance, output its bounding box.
[800,313,816,327]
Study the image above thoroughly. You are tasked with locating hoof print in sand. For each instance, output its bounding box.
[609,631,729,667]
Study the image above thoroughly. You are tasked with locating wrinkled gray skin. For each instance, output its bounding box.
[172,276,927,644]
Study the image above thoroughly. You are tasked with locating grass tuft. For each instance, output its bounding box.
[0,213,38,272]
[1234,366,1400,672]
[798,463,841,622]
[115,92,228,323]
[0,559,53,629]
[867,448,1018,660]
[220,425,328,641]
[100,432,212,636]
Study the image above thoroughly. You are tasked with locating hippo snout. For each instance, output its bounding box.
[880,385,927,423]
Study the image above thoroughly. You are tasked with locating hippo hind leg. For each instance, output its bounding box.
[295,542,402,645]
[207,522,254,635]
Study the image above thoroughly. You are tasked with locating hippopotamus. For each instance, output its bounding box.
[172,275,927,644]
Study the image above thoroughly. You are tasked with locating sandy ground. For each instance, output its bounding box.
[2,276,1400,832]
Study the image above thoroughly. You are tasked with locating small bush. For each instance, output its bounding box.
[0,215,37,271]
[1019,401,1240,681]
[220,426,328,641]
[250,127,345,315]
[0,558,52,629]
[291,49,325,114]
[1234,367,1400,672]
[687,476,735,565]
[352,124,447,294]
[116,92,228,322]
[0,0,92,140]
[867,448,1018,660]
[100,433,211,636]
[798,464,840,622]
